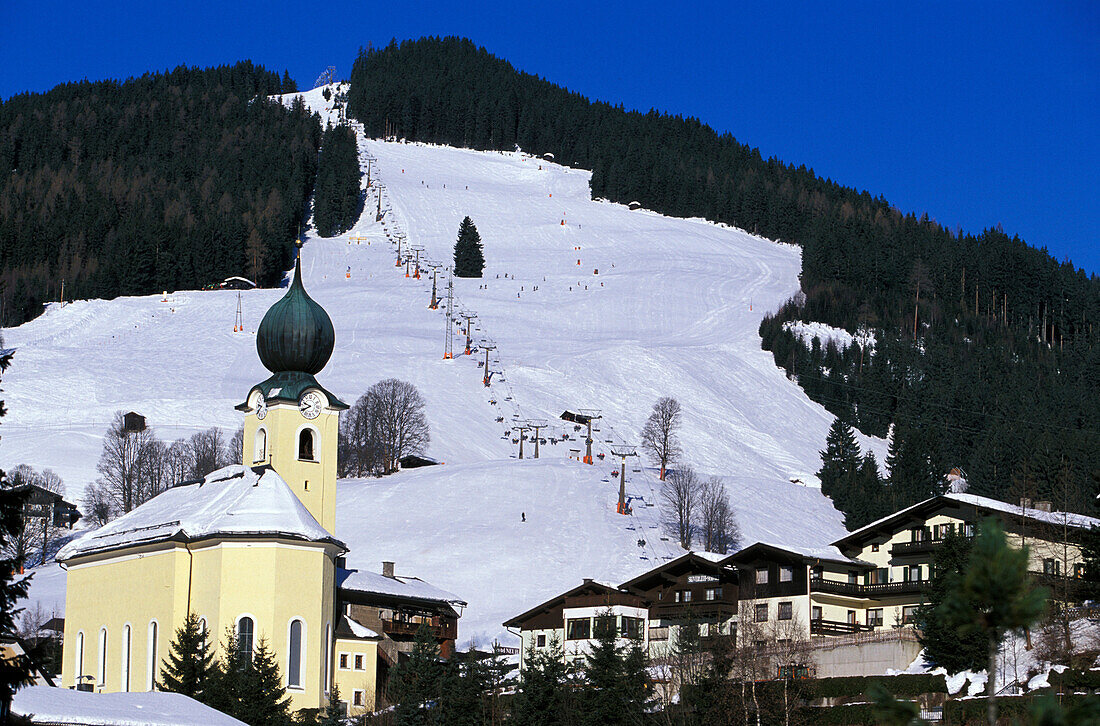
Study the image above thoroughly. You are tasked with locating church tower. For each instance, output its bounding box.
[237,240,347,533]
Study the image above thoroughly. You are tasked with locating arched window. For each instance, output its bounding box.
[121,624,132,691]
[324,621,332,692]
[287,619,303,688]
[98,627,108,687]
[237,616,255,662]
[74,631,85,687]
[253,428,267,463]
[298,429,315,461]
[147,621,158,691]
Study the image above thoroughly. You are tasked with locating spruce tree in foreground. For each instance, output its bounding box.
[941,518,1047,726]
[914,529,985,674]
[453,217,485,278]
[317,685,344,726]
[512,638,578,726]
[389,624,443,726]
[0,349,33,716]
[581,612,650,726]
[160,613,215,701]
[208,630,291,726]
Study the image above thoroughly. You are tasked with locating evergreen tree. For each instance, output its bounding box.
[581,612,650,726]
[389,624,443,726]
[511,638,577,726]
[159,612,215,701]
[0,349,33,716]
[942,518,1047,726]
[915,529,985,673]
[317,684,344,726]
[313,124,363,237]
[453,217,485,278]
[817,416,861,499]
[208,630,291,726]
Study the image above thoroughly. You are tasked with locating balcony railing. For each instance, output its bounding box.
[382,618,457,640]
[811,577,930,598]
[890,536,972,557]
[810,618,875,636]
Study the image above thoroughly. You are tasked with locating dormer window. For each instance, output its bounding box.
[299,429,315,461]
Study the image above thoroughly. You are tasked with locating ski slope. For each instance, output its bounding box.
[5,84,885,644]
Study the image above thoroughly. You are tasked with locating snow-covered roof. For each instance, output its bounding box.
[337,567,466,607]
[727,540,869,566]
[12,685,247,725]
[57,465,343,560]
[339,613,380,640]
[834,492,1100,547]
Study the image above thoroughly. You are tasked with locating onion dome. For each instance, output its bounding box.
[256,241,335,375]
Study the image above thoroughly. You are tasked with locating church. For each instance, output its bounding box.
[58,242,464,715]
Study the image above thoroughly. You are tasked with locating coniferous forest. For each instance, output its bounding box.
[0,62,318,324]
[312,123,362,237]
[347,37,1100,520]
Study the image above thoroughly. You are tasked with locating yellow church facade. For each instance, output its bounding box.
[61,243,354,712]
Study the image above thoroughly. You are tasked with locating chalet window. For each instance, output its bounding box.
[871,543,879,552]
[299,429,315,461]
[756,568,768,584]
[237,617,254,662]
[340,653,349,669]
[779,565,793,582]
[675,589,692,602]
[1076,564,1086,579]
[566,618,591,640]
[353,690,364,706]
[753,640,766,650]
[778,602,793,621]
[811,566,823,579]
[911,527,924,542]
[620,617,643,639]
[902,606,917,624]
[705,587,722,601]
[811,606,822,621]
[867,608,884,627]
[355,654,364,670]
[1044,558,1061,576]
[963,523,975,537]
[848,571,858,584]
[847,610,856,625]
[754,604,768,622]
[536,634,547,648]
[910,565,922,582]
[287,619,303,688]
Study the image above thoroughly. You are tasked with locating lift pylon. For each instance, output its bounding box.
[443,269,455,359]
[526,419,549,458]
[426,262,442,308]
[610,445,638,514]
[481,340,497,386]
[578,409,602,464]
[515,423,532,459]
[411,245,424,279]
[459,311,478,354]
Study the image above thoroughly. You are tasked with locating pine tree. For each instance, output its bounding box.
[0,349,32,716]
[512,638,578,726]
[914,530,985,673]
[580,612,650,726]
[389,624,443,726]
[453,217,485,278]
[317,684,344,726]
[159,613,215,701]
[313,124,363,238]
[941,518,1047,726]
[208,630,291,726]
[817,417,861,499]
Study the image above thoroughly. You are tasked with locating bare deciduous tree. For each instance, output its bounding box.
[661,467,700,550]
[185,427,231,480]
[94,411,162,515]
[228,427,244,465]
[341,379,430,475]
[641,397,682,480]
[699,476,742,555]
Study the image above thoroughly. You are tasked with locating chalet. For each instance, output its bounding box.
[334,561,466,711]
[503,580,649,669]
[8,483,80,529]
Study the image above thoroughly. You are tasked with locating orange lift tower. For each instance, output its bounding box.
[560,410,602,464]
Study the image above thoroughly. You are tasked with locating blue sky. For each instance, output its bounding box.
[2,1,1096,273]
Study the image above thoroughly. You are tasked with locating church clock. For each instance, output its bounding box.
[299,391,323,420]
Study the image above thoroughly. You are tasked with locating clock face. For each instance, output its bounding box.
[256,399,267,420]
[299,391,323,420]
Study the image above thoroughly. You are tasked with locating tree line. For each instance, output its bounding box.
[346,37,1100,521]
[0,62,317,325]
[313,122,363,237]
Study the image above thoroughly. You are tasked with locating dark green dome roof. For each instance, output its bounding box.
[256,243,334,375]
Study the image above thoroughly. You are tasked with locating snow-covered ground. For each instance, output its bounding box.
[784,320,876,352]
[5,84,886,644]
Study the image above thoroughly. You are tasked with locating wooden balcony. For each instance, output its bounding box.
[382,618,457,640]
[890,536,972,557]
[810,618,875,636]
[811,577,929,598]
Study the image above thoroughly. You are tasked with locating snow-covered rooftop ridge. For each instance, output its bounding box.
[12,685,247,726]
[337,566,466,606]
[57,465,340,560]
[737,540,867,565]
[836,492,1100,544]
[340,613,380,640]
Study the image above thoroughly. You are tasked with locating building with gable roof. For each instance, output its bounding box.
[59,242,463,715]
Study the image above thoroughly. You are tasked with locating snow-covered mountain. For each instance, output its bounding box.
[5,84,885,644]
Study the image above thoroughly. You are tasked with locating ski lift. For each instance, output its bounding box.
[597,453,605,460]
[495,416,504,422]
[512,438,519,444]
[611,470,619,477]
